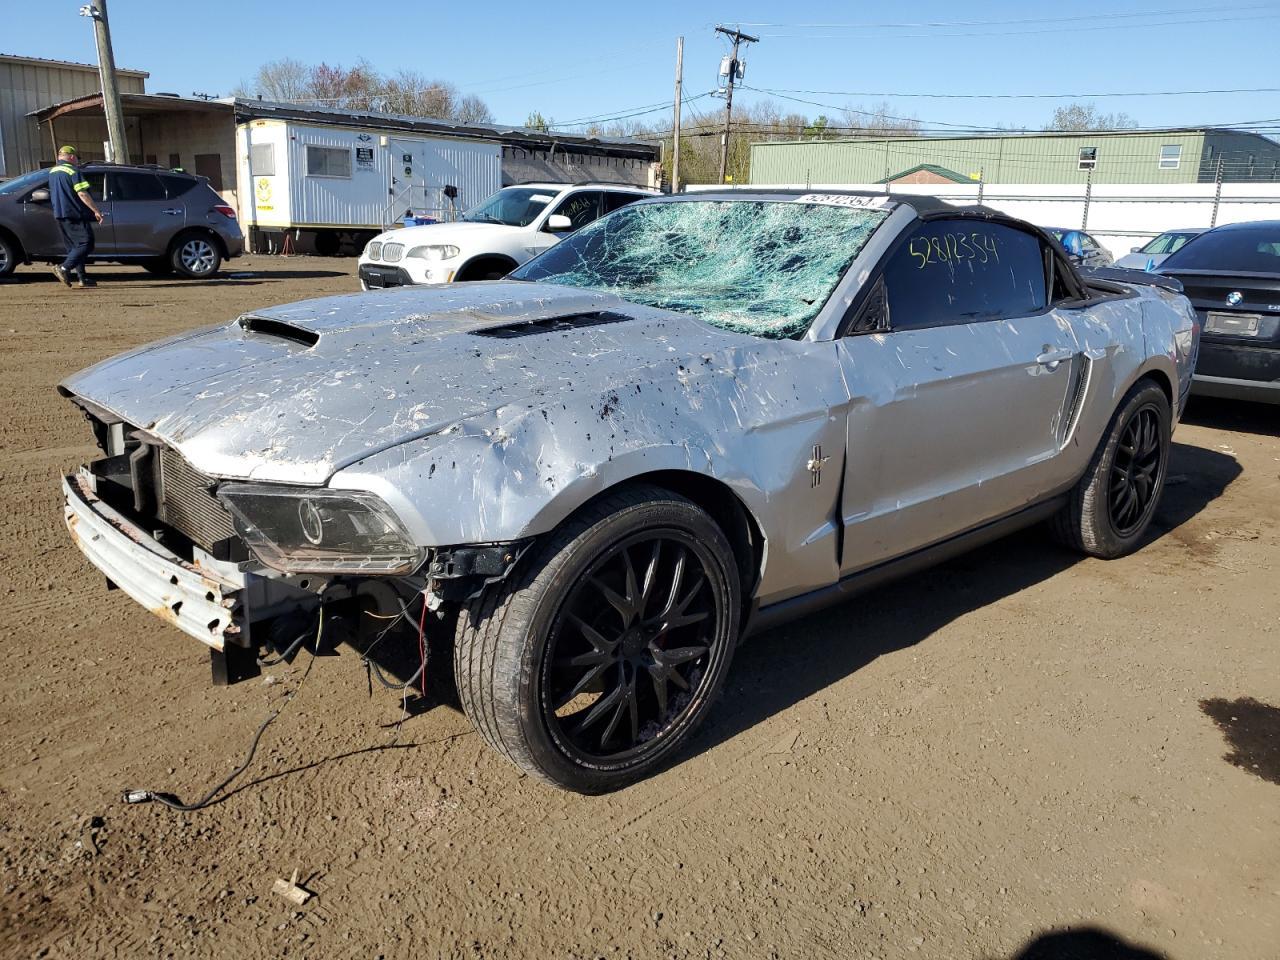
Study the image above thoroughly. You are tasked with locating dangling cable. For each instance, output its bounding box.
[122,608,325,812]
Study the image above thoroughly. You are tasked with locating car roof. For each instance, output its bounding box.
[511,181,658,192]
[81,161,197,178]
[1206,219,1280,231]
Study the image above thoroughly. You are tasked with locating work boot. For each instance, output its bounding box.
[74,274,96,289]
[52,265,71,287]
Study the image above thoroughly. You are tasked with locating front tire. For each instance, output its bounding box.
[170,233,221,278]
[1053,379,1170,558]
[454,485,740,793]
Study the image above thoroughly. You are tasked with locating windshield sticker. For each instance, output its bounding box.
[795,194,889,209]
[529,194,555,203]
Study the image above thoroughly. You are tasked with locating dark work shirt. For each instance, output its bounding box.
[49,164,94,221]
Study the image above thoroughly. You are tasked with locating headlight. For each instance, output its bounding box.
[217,485,425,575]
[406,244,460,261]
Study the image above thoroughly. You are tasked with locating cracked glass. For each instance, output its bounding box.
[511,199,890,339]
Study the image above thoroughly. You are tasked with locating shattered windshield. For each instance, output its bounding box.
[510,198,890,339]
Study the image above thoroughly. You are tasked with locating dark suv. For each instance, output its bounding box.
[0,163,243,280]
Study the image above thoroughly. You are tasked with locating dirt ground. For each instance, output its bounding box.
[0,257,1277,960]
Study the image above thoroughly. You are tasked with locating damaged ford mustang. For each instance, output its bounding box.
[60,191,1199,793]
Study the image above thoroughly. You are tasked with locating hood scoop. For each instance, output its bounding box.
[470,311,631,339]
[238,314,320,347]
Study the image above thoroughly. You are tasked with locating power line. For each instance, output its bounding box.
[754,12,1280,40]
[733,3,1275,29]
[755,85,1280,101]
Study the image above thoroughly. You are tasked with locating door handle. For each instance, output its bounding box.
[1036,348,1074,370]
[161,208,182,215]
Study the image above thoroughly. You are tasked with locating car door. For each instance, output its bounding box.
[835,218,1084,575]
[21,171,107,256]
[105,171,176,256]
[530,190,603,256]
[602,191,645,215]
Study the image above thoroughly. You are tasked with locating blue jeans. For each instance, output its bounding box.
[57,219,95,276]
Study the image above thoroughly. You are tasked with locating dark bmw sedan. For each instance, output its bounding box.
[1159,221,1280,404]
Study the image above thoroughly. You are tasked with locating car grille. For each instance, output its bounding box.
[381,242,404,263]
[366,241,382,261]
[156,446,237,551]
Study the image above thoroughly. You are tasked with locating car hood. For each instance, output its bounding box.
[1114,252,1167,270]
[60,282,741,484]
[372,220,525,246]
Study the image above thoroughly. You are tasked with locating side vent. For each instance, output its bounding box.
[1060,356,1092,446]
[471,311,630,339]
[238,315,320,347]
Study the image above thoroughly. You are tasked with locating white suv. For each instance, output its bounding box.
[358,182,658,288]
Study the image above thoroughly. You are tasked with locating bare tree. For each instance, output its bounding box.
[1045,102,1138,131]
[232,57,310,102]
[235,58,493,123]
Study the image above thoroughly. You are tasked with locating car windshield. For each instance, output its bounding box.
[462,187,559,227]
[1140,231,1198,255]
[510,198,890,339]
[1161,224,1280,273]
[0,169,49,196]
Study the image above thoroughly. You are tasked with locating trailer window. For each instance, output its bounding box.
[250,143,275,177]
[306,146,351,179]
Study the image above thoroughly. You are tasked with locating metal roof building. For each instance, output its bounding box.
[750,129,1280,186]
[0,53,148,177]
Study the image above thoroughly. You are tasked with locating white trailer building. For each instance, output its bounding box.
[28,93,661,254]
[237,118,502,249]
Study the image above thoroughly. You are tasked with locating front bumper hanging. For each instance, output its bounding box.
[62,469,243,651]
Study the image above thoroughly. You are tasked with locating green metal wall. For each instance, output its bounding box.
[746,131,1254,185]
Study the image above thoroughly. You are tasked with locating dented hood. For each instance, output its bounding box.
[60,281,739,484]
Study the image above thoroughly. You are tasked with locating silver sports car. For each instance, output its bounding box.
[59,190,1199,792]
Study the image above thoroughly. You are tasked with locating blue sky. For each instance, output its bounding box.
[9,1,1280,134]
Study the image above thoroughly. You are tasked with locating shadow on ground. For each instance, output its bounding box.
[3,267,346,286]
[1182,395,1279,438]
[1001,927,1167,960]
[1200,696,1280,785]
[691,442,1238,760]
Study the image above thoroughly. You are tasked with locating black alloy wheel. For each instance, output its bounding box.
[541,530,721,764]
[453,485,740,793]
[1051,378,1170,559]
[1108,404,1163,537]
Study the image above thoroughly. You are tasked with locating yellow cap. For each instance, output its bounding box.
[58,144,78,156]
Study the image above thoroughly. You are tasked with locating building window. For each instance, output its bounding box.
[1159,144,1181,169]
[168,153,181,170]
[306,146,351,178]
[1078,147,1098,171]
[250,143,275,177]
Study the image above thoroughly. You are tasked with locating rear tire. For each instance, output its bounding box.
[0,234,17,278]
[1052,379,1170,558]
[170,232,221,278]
[454,485,740,793]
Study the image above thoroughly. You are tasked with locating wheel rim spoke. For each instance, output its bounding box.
[658,644,709,667]
[545,529,722,763]
[1108,406,1161,536]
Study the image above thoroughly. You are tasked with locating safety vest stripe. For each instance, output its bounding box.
[73,181,91,191]
[51,164,76,175]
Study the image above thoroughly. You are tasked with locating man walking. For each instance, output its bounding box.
[48,145,103,288]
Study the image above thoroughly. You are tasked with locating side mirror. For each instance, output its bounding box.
[1130,246,1141,253]
[546,214,572,232]
[28,188,50,203]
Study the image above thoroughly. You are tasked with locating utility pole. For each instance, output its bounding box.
[671,36,683,193]
[714,24,758,184]
[80,0,129,163]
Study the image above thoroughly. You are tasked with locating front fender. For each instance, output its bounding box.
[331,339,850,602]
